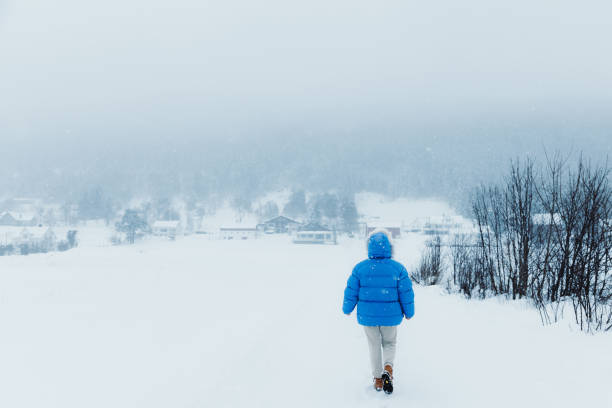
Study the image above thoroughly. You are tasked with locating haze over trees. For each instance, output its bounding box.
[3,133,610,220]
[1,0,610,216]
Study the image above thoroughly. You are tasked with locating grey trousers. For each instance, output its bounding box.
[363,325,397,378]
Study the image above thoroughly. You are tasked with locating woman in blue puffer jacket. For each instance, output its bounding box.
[342,229,414,394]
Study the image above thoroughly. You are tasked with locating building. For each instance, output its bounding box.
[293,223,336,244]
[532,213,562,225]
[152,220,181,238]
[366,225,401,239]
[1,198,39,213]
[219,227,258,240]
[0,212,38,227]
[531,213,563,236]
[258,215,301,234]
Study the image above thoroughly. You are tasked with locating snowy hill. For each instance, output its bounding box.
[0,233,610,408]
[355,193,457,223]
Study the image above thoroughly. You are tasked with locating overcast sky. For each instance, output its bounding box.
[1,0,611,146]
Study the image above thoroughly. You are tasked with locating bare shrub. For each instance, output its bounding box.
[411,235,444,286]
[455,155,611,332]
[449,234,481,298]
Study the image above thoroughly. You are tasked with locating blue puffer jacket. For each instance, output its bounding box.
[342,232,415,326]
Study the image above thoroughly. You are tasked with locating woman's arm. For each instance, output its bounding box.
[398,266,415,319]
[342,266,361,315]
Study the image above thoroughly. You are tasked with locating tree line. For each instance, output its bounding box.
[0,230,78,256]
[256,191,359,233]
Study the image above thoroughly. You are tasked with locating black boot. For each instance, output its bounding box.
[382,365,393,394]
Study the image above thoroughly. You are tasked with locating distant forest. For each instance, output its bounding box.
[2,124,610,215]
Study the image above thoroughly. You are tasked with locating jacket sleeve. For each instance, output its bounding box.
[398,266,415,318]
[342,266,361,315]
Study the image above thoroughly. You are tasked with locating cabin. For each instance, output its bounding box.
[0,212,38,227]
[366,225,401,239]
[422,222,449,236]
[294,223,336,244]
[532,213,562,225]
[152,220,181,238]
[219,227,258,240]
[417,216,455,235]
[407,215,472,236]
[258,215,301,234]
[531,213,562,236]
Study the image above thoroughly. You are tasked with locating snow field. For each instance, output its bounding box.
[0,234,610,408]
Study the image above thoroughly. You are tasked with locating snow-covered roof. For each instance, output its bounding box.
[366,220,403,228]
[1,211,36,221]
[298,223,331,232]
[153,220,180,229]
[262,215,300,225]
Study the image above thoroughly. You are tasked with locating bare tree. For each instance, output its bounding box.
[450,154,611,331]
[411,235,444,286]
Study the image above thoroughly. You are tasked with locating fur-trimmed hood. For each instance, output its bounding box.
[367,228,393,259]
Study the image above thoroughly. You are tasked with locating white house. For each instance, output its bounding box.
[293,223,336,244]
[219,227,258,240]
[532,213,562,225]
[152,220,181,238]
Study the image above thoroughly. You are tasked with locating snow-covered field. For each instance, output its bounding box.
[1,234,611,408]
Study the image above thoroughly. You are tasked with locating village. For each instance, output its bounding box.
[0,193,475,256]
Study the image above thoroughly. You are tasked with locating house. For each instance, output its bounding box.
[219,227,258,240]
[422,221,449,236]
[0,212,18,226]
[293,223,336,244]
[407,215,473,236]
[366,225,401,239]
[152,220,181,238]
[532,213,562,225]
[258,215,301,234]
[531,213,562,236]
[2,198,38,214]
[407,219,424,233]
[0,212,38,227]
[413,216,454,236]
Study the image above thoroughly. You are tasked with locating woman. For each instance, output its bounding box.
[342,229,415,394]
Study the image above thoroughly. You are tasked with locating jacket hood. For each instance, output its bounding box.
[368,231,392,259]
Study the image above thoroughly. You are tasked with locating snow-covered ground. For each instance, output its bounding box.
[1,234,610,408]
[355,193,457,222]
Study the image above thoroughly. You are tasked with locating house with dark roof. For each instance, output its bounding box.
[0,212,38,227]
[258,215,301,234]
[152,220,182,239]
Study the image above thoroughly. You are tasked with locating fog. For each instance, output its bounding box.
[1,0,611,207]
